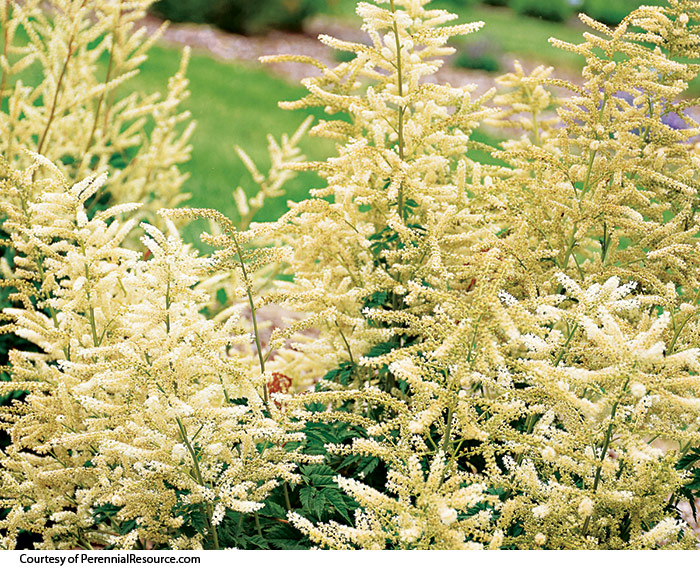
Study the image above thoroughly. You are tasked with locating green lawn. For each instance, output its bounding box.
[3,22,331,244]
[447,3,589,70]
[128,45,332,244]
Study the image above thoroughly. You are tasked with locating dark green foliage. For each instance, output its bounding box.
[453,36,501,72]
[91,504,140,542]
[298,465,357,523]
[150,0,207,24]
[215,418,385,550]
[675,447,700,521]
[509,0,575,22]
[582,0,663,26]
[152,0,325,35]
[322,360,355,386]
[217,498,314,550]
[173,500,211,542]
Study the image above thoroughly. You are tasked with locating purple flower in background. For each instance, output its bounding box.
[611,90,690,133]
[661,111,688,130]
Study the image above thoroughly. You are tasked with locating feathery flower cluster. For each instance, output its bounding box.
[0,0,193,225]
[0,158,308,549]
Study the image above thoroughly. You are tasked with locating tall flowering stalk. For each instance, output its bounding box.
[0,0,193,223]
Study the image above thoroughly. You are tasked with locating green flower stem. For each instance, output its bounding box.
[229,229,269,406]
[667,287,700,354]
[581,378,630,537]
[37,0,89,157]
[83,0,121,157]
[553,322,578,367]
[176,418,220,550]
[389,0,406,222]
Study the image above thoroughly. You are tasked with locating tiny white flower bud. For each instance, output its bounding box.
[171,444,188,463]
[211,503,225,526]
[207,443,224,456]
[630,382,646,399]
[578,497,595,518]
[489,530,504,549]
[542,446,556,462]
[399,526,421,543]
[438,505,458,525]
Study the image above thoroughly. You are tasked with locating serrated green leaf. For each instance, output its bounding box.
[245,534,270,549]
[259,500,287,520]
[301,464,337,486]
[676,448,700,471]
[366,339,400,358]
[684,469,700,491]
[299,487,319,518]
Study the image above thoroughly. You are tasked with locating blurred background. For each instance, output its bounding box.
[151,0,664,35]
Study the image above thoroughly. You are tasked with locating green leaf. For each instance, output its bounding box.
[362,291,390,310]
[245,534,270,550]
[215,287,228,306]
[366,339,400,358]
[266,524,311,550]
[301,464,336,487]
[299,486,352,522]
[322,361,355,386]
[684,469,700,491]
[259,500,287,520]
[677,487,698,521]
[676,448,700,471]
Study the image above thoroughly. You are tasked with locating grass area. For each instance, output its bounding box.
[3,22,331,244]
[128,45,333,244]
[445,3,589,70]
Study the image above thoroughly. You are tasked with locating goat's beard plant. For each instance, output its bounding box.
[1,0,700,551]
[0,156,313,549]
